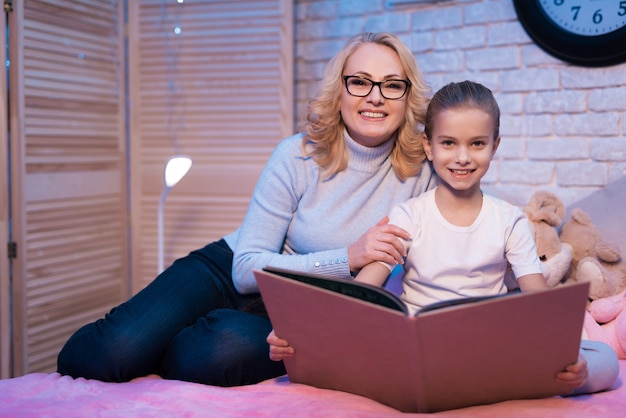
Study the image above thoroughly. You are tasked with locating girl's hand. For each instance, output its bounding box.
[347,216,410,272]
[267,329,295,361]
[556,353,589,388]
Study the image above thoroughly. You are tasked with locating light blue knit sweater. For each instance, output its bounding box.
[226,132,436,293]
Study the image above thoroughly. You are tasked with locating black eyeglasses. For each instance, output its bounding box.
[342,75,411,100]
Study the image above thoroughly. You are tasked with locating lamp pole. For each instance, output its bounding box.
[157,155,192,274]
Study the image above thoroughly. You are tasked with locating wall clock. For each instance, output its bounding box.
[513,0,626,67]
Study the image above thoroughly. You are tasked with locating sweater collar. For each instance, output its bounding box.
[344,130,396,172]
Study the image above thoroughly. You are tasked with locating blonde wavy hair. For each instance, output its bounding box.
[301,32,430,180]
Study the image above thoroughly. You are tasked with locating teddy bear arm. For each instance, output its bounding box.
[588,292,626,323]
[595,241,622,263]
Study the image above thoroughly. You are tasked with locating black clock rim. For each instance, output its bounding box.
[513,0,626,67]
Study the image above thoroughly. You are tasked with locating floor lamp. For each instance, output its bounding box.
[158,155,192,274]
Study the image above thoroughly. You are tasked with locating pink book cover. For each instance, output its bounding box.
[255,268,588,413]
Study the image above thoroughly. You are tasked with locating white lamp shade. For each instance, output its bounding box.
[164,156,192,188]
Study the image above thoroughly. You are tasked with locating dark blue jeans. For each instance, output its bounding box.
[57,239,286,386]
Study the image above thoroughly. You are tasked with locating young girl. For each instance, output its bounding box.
[354,80,546,311]
[269,80,619,396]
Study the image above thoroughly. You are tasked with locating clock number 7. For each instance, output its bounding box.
[552,1,582,23]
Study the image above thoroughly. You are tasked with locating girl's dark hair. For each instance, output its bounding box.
[424,80,500,140]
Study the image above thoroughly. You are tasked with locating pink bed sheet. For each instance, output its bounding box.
[1,361,624,417]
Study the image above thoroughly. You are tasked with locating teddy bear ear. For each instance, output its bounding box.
[524,191,547,220]
[525,191,565,227]
[569,208,593,225]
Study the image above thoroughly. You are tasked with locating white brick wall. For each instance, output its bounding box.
[294,0,626,207]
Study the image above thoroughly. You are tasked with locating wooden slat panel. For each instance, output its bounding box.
[129,0,293,290]
[9,0,127,375]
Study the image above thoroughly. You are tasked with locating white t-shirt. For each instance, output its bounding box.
[383,189,542,315]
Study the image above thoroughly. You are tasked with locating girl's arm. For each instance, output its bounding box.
[517,273,548,291]
[354,262,393,287]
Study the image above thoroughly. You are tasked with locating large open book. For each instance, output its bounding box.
[254,267,589,413]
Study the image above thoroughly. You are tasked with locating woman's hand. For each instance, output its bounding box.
[347,216,410,272]
[557,353,589,388]
[267,329,295,361]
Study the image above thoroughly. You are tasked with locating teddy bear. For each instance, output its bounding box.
[560,207,626,359]
[523,191,572,288]
[560,208,626,300]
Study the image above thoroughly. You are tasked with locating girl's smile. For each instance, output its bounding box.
[424,107,499,197]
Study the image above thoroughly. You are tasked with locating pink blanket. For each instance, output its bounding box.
[1,361,624,417]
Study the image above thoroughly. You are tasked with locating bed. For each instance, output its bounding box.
[0,364,624,417]
[2,178,625,417]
